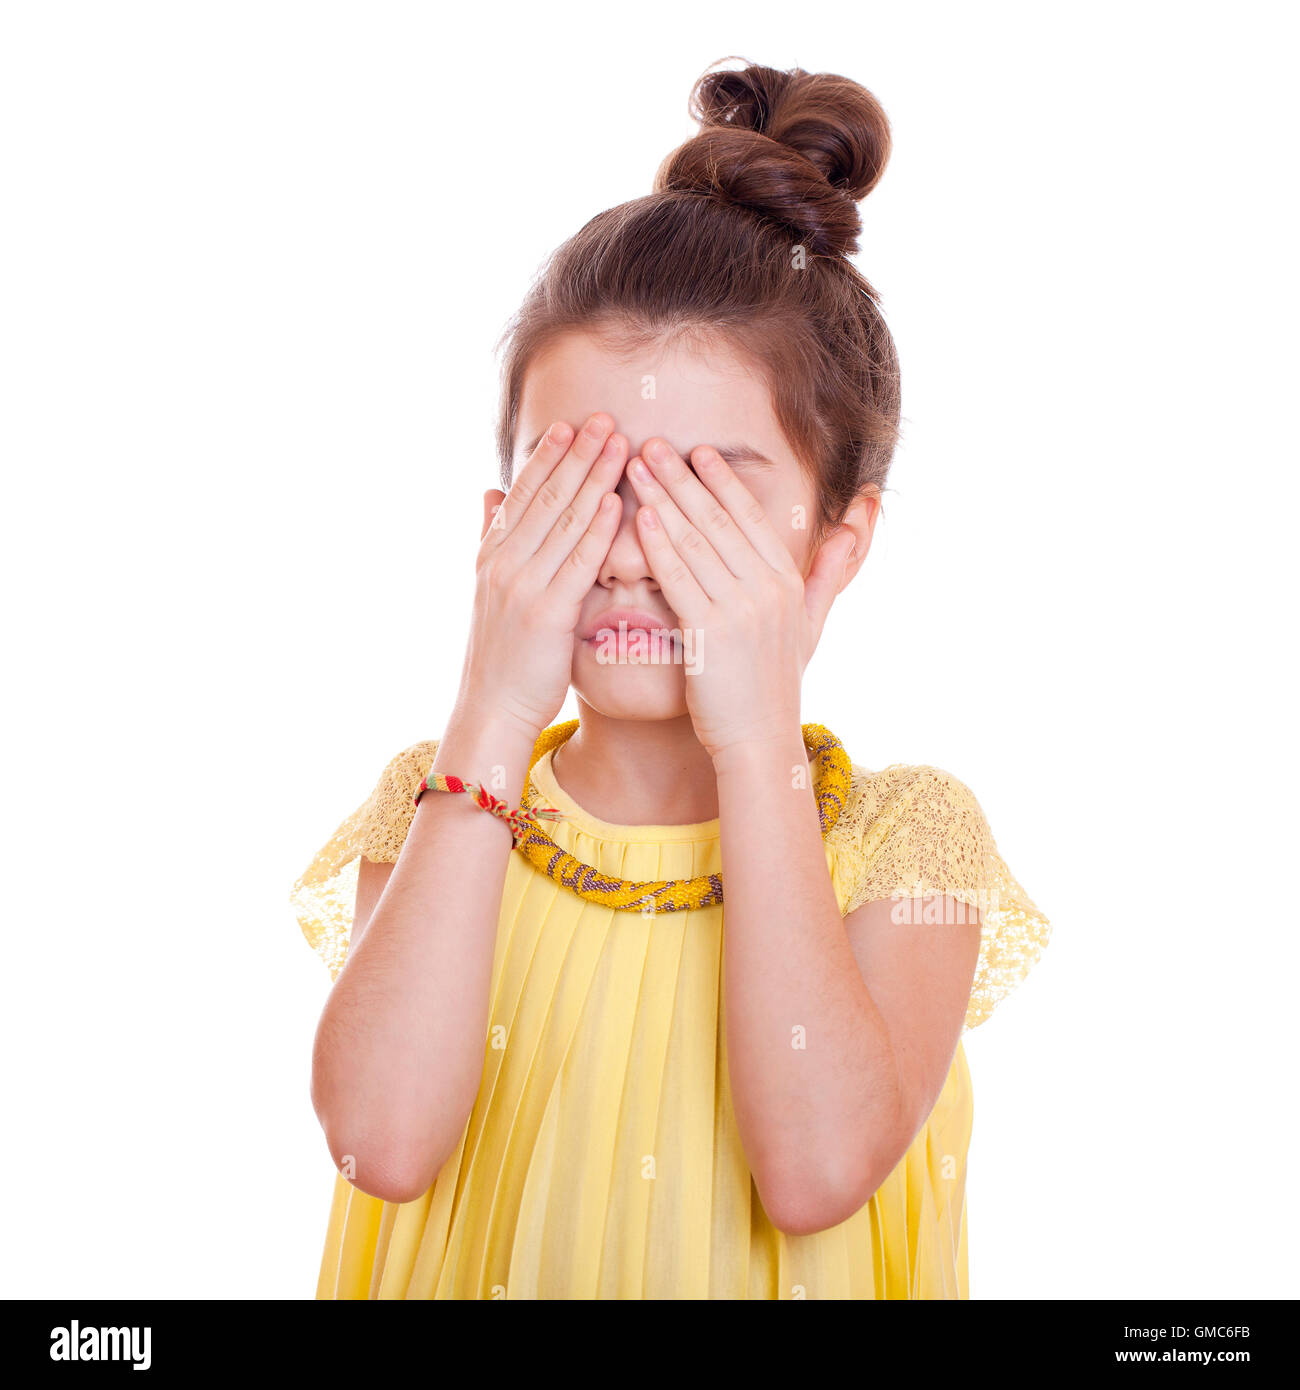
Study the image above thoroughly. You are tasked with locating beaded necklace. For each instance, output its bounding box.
[512,720,852,913]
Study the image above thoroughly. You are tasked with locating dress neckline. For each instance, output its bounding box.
[527,748,722,844]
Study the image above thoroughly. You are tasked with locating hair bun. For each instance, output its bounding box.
[652,59,891,258]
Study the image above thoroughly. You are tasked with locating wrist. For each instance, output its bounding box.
[450,679,550,744]
[434,704,542,796]
[454,670,557,742]
[710,724,808,780]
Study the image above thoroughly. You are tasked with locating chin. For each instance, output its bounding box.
[571,647,689,722]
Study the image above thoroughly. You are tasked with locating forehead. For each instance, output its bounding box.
[515,329,794,467]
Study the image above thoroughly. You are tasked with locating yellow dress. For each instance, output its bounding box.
[290,734,1051,1299]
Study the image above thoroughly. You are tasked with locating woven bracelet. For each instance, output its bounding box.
[413,772,562,846]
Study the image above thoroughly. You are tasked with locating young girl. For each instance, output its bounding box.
[291,60,1050,1300]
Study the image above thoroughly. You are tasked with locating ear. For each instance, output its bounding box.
[832,490,880,592]
[482,488,507,541]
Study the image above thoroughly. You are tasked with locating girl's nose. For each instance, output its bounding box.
[596,463,657,590]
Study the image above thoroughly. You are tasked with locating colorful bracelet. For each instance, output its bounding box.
[414,772,562,845]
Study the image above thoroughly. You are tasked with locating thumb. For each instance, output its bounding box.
[481,489,507,541]
[803,528,856,636]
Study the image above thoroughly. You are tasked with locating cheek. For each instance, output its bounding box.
[752,484,817,567]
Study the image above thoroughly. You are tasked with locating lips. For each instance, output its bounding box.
[579,608,676,642]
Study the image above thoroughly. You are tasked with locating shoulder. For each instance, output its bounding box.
[290,735,439,978]
[825,761,996,912]
[366,738,441,803]
[350,737,441,862]
[825,759,1052,1032]
[831,762,989,846]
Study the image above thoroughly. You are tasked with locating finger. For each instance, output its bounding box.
[626,457,734,598]
[527,432,629,583]
[639,438,764,578]
[506,412,620,556]
[802,528,857,644]
[480,420,575,552]
[688,444,803,576]
[481,488,506,542]
[548,491,623,607]
[635,503,710,622]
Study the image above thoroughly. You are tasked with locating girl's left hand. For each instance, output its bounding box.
[626,439,858,763]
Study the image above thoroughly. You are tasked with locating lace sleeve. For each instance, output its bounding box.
[289,739,439,980]
[826,764,1052,1032]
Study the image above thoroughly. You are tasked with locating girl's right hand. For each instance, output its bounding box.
[454,412,627,740]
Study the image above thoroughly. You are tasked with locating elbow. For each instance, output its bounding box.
[311,1074,465,1207]
[760,1186,871,1238]
[755,1148,889,1238]
[317,1121,450,1205]
[309,1021,478,1204]
[345,1152,438,1206]
[759,1091,918,1236]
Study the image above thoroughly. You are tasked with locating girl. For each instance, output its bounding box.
[291,59,1050,1300]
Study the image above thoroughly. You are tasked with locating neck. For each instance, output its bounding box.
[548,701,722,825]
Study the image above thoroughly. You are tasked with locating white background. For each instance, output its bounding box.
[2,0,1295,1299]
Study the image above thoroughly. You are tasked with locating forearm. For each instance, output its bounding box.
[715,730,900,1232]
[311,706,537,1199]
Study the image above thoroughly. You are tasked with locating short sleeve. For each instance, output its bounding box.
[289,739,439,980]
[826,763,1052,1032]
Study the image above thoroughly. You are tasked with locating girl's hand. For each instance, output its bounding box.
[626,439,857,763]
[456,413,628,740]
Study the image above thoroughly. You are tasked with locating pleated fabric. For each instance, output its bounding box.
[313,749,974,1300]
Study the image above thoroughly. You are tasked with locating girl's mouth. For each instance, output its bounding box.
[578,607,675,642]
[582,619,685,665]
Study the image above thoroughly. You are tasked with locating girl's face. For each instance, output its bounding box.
[499,329,866,723]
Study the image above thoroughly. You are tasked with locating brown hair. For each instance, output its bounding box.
[495,58,902,544]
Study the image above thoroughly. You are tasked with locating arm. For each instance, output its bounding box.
[309,412,629,1204]
[622,439,980,1235]
[715,738,981,1235]
[310,711,539,1205]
